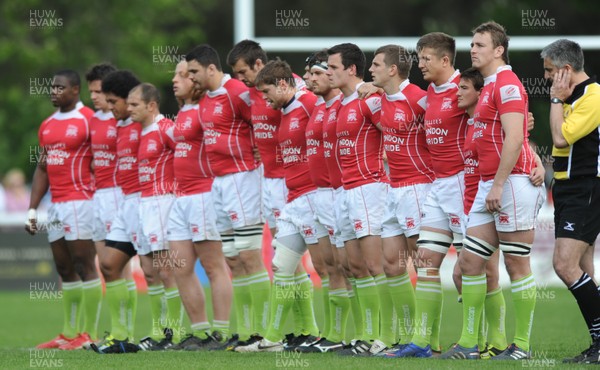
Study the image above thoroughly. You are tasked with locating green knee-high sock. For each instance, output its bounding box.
[376,274,395,347]
[291,290,303,335]
[81,278,102,339]
[478,307,487,351]
[294,273,319,337]
[430,310,442,352]
[511,274,536,351]
[265,272,296,342]
[247,271,271,336]
[485,287,507,350]
[321,277,330,338]
[232,276,252,340]
[105,279,129,340]
[412,279,442,348]
[328,288,350,343]
[348,278,363,339]
[212,320,230,340]
[191,322,211,339]
[388,273,415,344]
[355,276,380,342]
[458,274,486,349]
[147,284,166,340]
[61,281,83,338]
[126,280,138,341]
[165,287,184,342]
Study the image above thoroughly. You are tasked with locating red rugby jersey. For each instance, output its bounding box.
[249,87,284,178]
[199,74,256,176]
[115,118,142,195]
[463,118,479,215]
[138,115,176,197]
[173,103,214,196]
[322,95,343,189]
[424,70,469,178]
[305,97,331,188]
[336,84,388,189]
[279,90,318,202]
[91,110,118,189]
[39,104,95,202]
[472,66,534,181]
[380,80,435,187]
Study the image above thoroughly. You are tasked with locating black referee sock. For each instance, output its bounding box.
[569,272,600,341]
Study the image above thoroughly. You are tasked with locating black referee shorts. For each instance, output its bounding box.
[553,177,600,244]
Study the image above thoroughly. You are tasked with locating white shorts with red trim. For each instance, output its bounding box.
[92,187,124,242]
[314,187,336,244]
[338,182,388,242]
[168,192,221,242]
[138,194,175,255]
[47,200,94,243]
[333,187,346,248]
[261,176,287,230]
[106,192,142,249]
[467,175,545,232]
[421,172,465,234]
[212,169,262,232]
[276,190,329,245]
[382,183,431,238]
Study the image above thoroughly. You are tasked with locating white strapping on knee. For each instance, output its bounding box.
[452,232,463,252]
[272,242,304,275]
[221,233,238,257]
[416,230,453,254]
[416,267,440,279]
[500,240,532,257]
[463,236,496,260]
[233,226,263,252]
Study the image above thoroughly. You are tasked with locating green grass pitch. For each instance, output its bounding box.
[0,287,591,369]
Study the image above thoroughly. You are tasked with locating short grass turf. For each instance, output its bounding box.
[0,287,592,369]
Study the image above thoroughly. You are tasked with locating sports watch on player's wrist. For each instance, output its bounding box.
[550,97,564,104]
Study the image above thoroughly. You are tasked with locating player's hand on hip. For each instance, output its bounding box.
[485,185,503,213]
[527,112,535,132]
[529,167,545,187]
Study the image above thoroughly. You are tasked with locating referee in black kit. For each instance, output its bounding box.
[542,39,600,364]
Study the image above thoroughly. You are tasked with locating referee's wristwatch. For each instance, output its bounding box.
[550,97,564,104]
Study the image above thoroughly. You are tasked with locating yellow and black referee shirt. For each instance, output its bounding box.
[553,76,600,180]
